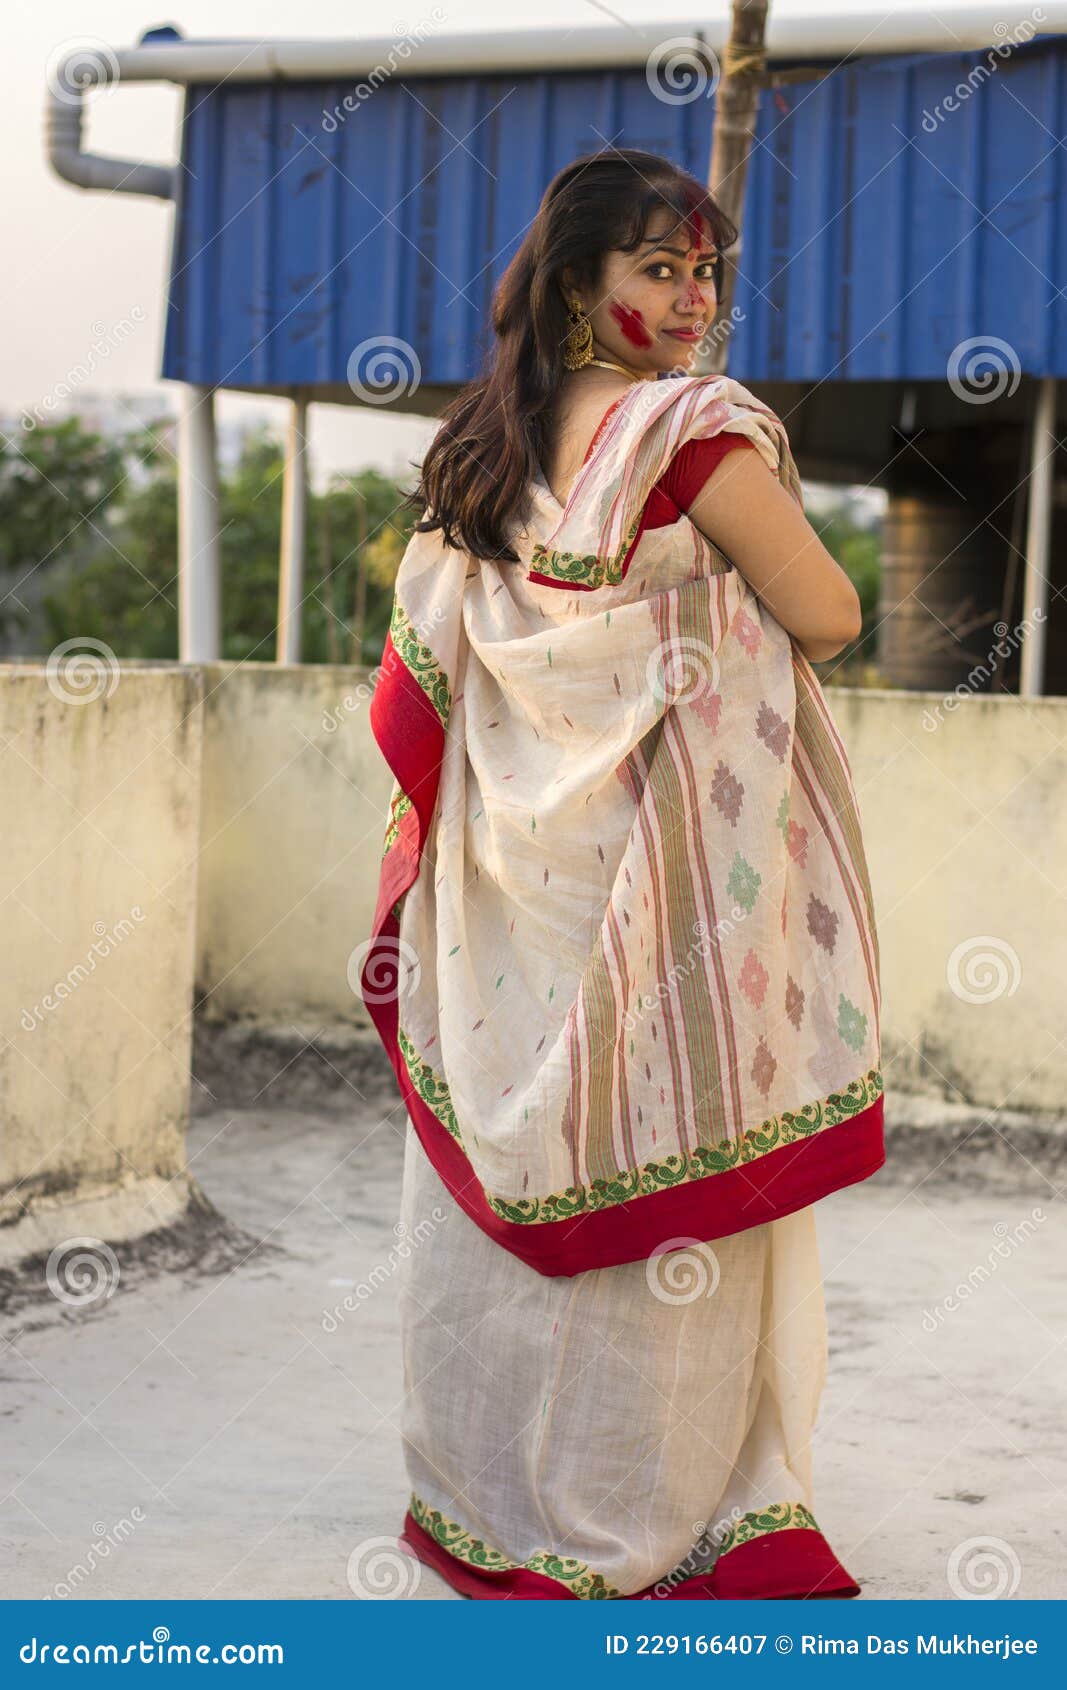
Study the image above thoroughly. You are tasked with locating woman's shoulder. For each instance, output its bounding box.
[657,431,762,513]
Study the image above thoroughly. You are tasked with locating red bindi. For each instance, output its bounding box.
[609,301,654,349]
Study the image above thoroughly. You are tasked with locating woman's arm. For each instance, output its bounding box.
[684,447,863,663]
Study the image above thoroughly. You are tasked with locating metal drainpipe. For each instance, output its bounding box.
[1019,377,1056,698]
[177,387,222,663]
[277,394,310,664]
[45,77,175,199]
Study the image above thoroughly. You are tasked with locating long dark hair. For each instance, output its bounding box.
[413,148,738,562]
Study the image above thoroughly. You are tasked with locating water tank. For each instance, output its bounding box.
[878,445,1010,693]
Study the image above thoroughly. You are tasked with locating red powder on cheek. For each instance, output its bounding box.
[609,301,654,349]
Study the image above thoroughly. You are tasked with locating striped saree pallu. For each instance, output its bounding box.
[361,371,884,1600]
[362,370,885,1281]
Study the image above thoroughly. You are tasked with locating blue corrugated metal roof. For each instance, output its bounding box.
[162,34,1067,390]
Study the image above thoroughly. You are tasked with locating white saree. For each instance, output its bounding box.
[361,372,885,1598]
[396,1125,845,1599]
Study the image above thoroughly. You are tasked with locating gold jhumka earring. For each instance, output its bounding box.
[562,298,594,370]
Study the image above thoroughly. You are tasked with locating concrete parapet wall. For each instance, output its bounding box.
[1,663,203,1266]
[3,657,1063,1267]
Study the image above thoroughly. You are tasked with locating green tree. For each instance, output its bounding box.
[219,431,286,661]
[1,418,125,646]
[810,502,882,675]
[306,469,417,665]
[41,422,179,656]
[40,424,414,664]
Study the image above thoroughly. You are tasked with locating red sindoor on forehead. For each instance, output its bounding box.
[680,184,708,255]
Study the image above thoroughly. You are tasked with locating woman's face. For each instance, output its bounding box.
[576,203,719,377]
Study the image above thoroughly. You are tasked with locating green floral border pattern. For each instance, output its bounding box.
[717,1502,820,1556]
[390,598,451,725]
[397,1026,882,1226]
[382,780,414,857]
[409,1494,622,1598]
[409,1494,825,1598]
[529,510,644,590]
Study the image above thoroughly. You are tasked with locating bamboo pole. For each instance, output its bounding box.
[695,0,770,377]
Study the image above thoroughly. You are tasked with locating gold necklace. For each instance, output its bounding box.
[585,356,643,383]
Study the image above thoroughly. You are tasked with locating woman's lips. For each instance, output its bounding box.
[664,326,704,341]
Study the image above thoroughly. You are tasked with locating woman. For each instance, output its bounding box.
[361,148,885,1600]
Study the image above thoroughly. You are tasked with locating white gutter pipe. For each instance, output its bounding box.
[46,81,174,199]
[1019,377,1056,698]
[47,6,1067,203]
[177,387,221,663]
[277,394,310,666]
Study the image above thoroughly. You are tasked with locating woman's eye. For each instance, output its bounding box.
[645,261,717,282]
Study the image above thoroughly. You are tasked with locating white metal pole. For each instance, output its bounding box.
[277,393,309,664]
[177,384,221,662]
[1019,376,1056,698]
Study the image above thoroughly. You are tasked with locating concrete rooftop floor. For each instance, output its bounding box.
[2,1095,1066,1601]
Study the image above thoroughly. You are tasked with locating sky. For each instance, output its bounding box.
[4,0,991,484]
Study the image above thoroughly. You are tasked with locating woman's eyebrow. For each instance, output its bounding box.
[641,240,719,260]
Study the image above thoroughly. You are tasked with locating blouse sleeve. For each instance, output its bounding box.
[657,433,760,514]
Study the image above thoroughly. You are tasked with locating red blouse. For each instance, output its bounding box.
[578,391,759,578]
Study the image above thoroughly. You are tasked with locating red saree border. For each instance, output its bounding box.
[362,624,886,1278]
[399,1509,860,1601]
[367,628,444,878]
[708,1528,860,1600]
[400,1509,613,1601]
[391,1023,883,1274]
